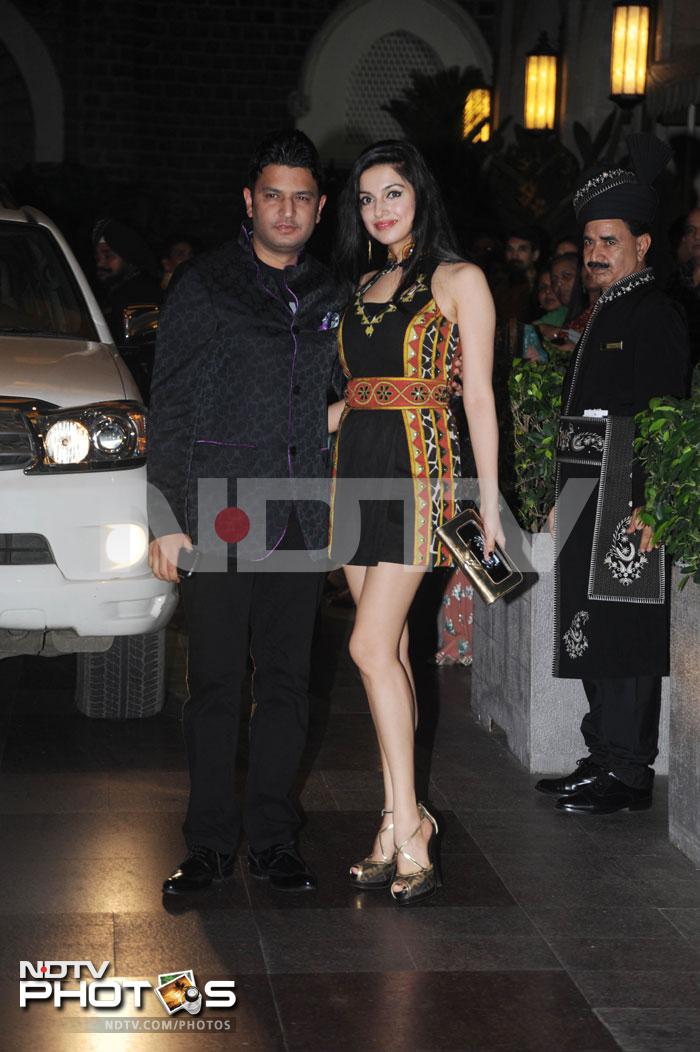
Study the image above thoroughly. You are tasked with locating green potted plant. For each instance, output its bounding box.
[508,356,567,532]
[635,367,700,586]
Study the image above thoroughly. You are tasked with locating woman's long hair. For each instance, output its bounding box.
[334,139,462,300]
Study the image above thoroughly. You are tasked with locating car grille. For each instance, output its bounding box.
[0,534,54,565]
[0,409,35,470]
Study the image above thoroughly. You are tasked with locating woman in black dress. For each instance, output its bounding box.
[329,141,503,904]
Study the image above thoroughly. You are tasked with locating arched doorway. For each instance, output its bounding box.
[0,37,34,174]
[0,0,64,165]
[296,0,492,162]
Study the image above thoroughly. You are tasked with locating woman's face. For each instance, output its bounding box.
[537,271,561,312]
[550,259,578,306]
[357,164,416,257]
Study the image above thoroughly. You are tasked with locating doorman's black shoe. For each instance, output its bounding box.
[535,758,604,797]
[162,845,236,895]
[248,842,317,892]
[555,772,653,815]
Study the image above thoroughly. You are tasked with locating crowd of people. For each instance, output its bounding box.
[93,126,694,907]
[468,210,699,371]
[91,220,198,340]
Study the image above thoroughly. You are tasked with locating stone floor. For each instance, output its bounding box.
[1,600,699,1051]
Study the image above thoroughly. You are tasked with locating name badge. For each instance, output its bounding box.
[602,340,623,350]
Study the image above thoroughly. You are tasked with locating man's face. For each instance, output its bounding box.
[95,241,125,282]
[505,237,538,271]
[680,209,700,265]
[550,258,578,307]
[243,164,326,263]
[582,219,651,291]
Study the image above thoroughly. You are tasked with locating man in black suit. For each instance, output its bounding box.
[536,135,690,814]
[148,130,344,894]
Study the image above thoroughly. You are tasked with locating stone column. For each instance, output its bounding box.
[471,532,670,774]
[668,571,700,865]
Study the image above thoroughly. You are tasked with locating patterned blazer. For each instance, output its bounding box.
[147,225,345,555]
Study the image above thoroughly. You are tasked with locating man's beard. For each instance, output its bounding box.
[505,260,529,282]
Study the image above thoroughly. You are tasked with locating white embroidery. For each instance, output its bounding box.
[573,168,635,212]
[604,517,648,585]
[558,424,604,454]
[563,611,590,659]
[598,268,654,303]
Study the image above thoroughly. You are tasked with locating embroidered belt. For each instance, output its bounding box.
[345,376,450,410]
[557,415,607,466]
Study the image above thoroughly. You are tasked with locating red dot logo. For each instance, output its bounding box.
[215,507,250,543]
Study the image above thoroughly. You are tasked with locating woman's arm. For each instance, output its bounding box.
[434,262,505,556]
[328,399,345,434]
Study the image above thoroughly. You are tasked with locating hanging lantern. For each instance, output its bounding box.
[463,87,491,142]
[523,33,558,131]
[610,1,650,103]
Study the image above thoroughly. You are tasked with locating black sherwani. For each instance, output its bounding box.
[147,225,345,853]
[553,268,690,787]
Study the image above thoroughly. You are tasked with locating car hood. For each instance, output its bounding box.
[0,337,130,407]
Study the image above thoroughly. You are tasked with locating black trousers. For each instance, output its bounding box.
[179,513,323,854]
[581,676,662,790]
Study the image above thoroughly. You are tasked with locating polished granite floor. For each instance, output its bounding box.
[1,600,699,1051]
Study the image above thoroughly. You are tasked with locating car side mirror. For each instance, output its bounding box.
[122,303,160,342]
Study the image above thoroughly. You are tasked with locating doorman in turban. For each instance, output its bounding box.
[536,135,691,814]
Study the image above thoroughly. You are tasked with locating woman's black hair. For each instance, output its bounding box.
[334,139,461,298]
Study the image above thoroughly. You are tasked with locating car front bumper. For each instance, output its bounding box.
[0,465,176,636]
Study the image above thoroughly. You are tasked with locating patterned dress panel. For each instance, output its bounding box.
[330,262,463,568]
[401,299,461,566]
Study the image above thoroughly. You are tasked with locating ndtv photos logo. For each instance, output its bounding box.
[19,960,236,1015]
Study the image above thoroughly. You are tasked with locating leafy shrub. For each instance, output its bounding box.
[508,357,568,532]
[635,372,700,588]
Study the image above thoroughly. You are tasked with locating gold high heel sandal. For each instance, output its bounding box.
[390,803,441,906]
[349,809,396,888]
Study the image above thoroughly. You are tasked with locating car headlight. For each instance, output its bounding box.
[44,419,91,464]
[26,401,147,473]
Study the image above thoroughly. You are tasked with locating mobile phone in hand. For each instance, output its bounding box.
[178,549,200,580]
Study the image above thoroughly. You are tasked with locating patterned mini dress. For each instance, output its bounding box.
[329,258,463,568]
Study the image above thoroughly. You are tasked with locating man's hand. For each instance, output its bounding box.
[149,532,192,582]
[627,507,656,553]
[547,507,555,536]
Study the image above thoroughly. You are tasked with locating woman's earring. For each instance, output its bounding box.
[367,238,372,265]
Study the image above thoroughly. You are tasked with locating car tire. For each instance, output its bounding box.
[75,630,166,719]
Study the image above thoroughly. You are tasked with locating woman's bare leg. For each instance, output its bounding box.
[343,564,394,865]
[346,562,433,883]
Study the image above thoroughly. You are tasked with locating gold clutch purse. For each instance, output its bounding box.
[436,506,523,605]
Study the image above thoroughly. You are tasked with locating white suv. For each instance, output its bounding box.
[0,201,176,717]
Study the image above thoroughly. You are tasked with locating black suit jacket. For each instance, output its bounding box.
[562,275,690,506]
[147,225,345,555]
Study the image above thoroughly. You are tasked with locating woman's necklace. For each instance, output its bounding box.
[355,245,414,338]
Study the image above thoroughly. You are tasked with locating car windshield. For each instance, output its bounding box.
[0,221,97,340]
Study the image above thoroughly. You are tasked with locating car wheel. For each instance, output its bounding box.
[75,631,166,719]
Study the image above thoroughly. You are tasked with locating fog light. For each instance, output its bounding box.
[104,524,147,567]
[45,420,90,464]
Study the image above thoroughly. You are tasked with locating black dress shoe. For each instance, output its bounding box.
[248,842,317,892]
[162,845,236,895]
[535,757,603,796]
[556,772,653,815]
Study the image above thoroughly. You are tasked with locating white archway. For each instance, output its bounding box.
[296,0,492,162]
[0,0,64,162]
